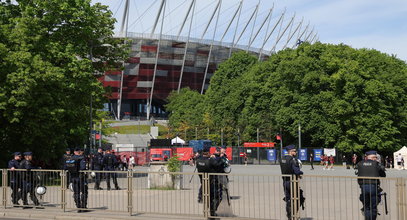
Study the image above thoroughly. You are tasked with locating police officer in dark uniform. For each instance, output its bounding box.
[61,148,72,188]
[91,147,104,190]
[8,152,22,206]
[65,148,89,212]
[196,147,224,219]
[102,147,120,190]
[280,145,303,219]
[20,152,40,208]
[355,150,386,220]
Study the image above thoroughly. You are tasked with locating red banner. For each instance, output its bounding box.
[175,147,194,161]
[243,142,275,148]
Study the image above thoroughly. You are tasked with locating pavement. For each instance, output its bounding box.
[1,165,406,220]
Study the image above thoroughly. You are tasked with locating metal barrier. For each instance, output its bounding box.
[0,168,406,220]
[4,169,63,209]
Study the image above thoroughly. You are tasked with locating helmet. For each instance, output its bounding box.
[36,186,47,195]
[90,172,96,178]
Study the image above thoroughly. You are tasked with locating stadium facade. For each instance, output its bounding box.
[99,0,317,120]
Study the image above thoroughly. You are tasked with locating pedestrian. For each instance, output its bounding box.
[280,145,305,219]
[196,146,224,219]
[65,148,89,212]
[8,152,22,206]
[329,156,335,170]
[396,153,403,170]
[103,147,120,190]
[61,148,72,189]
[121,155,128,171]
[355,150,386,220]
[309,153,314,170]
[91,147,104,190]
[20,152,40,208]
[129,155,135,170]
[243,152,248,166]
[342,155,347,168]
[323,155,329,170]
[352,154,358,169]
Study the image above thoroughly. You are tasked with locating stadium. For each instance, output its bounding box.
[99,0,317,120]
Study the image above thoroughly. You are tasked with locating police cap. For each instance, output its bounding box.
[74,147,81,151]
[13,152,21,156]
[23,152,32,156]
[65,148,71,152]
[365,150,377,156]
[285,145,296,151]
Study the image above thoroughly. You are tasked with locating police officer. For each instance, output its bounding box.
[196,147,224,219]
[280,145,303,219]
[20,152,40,208]
[65,148,89,212]
[61,148,72,188]
[355,150,386,220]
[91,147,104,190]
[103,147,120,190]
[8,152,22,206]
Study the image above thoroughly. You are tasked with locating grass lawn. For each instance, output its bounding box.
[109,124,168,135]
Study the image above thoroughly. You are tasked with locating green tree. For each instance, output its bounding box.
[246,43,407,153]
[0,0,127,166]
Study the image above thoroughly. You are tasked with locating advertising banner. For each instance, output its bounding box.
[324,148,336,156]
[299,149,308,161]
[175,147,193,161]
[314,149,323,161]
[244,142,275,148]
[267,149,276,161]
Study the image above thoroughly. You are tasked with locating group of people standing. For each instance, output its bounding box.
[282,145,386,220]
[8,152,41,208]
[194,147,230,219]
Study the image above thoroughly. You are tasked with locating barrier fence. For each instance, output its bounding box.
[0,169,406,220]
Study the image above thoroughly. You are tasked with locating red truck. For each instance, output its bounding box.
[149,148,172,161]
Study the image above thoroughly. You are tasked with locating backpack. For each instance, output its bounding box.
[66,158,79,173]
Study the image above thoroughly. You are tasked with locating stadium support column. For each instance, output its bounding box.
[282,18,302,49]
[178,0,196,93]
[270,14,295,53]
[247,7,273,52]
[246,1,259,52]
[304,27,315,42]
[258,10,284,59]
[228,0,243,58]
[310,32,318,43]
[257,6,273,61]
[117,0,130,120]
[201,0,222,94]
[233,3,259,50]
[148,0,166,120]
[292,22,309,48]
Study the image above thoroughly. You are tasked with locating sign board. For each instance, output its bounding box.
[175,148,193,161]
[314,149,323,161]
[324,148,336,156]
[244,142,275,148]
[267,149,276,161]
[283,149,288,156]
[247,149,252,153]
[299,149,307,161]
[240,152,245,157]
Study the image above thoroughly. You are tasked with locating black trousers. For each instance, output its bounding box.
[10,181,21,204]
[105,171,119,188]
[21,181,39,206]
[71,177,88,209]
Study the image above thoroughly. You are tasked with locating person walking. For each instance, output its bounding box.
[65,148,89,212]
[8,152,22,206]
[103,147,120,190]
[355,150,386,220]
[129,155,135,171]
[280,145,304,219]
[309,153,314,170]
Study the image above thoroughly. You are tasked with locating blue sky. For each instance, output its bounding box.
[94,0,407,61]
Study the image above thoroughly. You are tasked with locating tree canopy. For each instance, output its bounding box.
[0,0,127,166]
[166,44,407,154]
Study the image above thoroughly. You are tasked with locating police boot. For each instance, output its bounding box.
[115,185,120,190]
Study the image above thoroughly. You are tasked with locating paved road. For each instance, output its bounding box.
[2,165,406,220]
